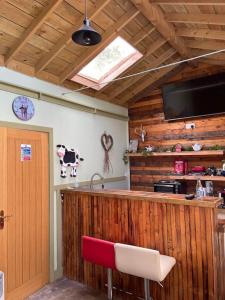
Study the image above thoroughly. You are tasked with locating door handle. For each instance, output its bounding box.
[0,210,12,230]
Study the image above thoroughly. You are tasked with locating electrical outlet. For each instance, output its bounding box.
[185,123,195,129]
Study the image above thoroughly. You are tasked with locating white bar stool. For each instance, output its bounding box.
[114,243,176,300]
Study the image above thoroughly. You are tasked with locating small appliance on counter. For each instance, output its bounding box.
[154,180,186,194]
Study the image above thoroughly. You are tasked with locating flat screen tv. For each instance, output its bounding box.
[162,73,225,121]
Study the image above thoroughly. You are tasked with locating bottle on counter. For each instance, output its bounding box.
[196,178,204,199]
[205,181,213,196]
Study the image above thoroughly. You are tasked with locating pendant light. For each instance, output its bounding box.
[72,0,102,46]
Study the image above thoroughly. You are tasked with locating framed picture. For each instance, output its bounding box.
[129,139,138,153]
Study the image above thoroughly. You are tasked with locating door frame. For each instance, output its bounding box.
[0,121,54,282]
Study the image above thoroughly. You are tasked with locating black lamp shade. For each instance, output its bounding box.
[72,19,102,46]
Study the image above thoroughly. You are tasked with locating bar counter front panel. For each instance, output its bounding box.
[61,189,224,300]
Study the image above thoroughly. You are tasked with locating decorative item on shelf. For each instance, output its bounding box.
[134,124,147,142]
[190,165,206,176]
[175,143,182,152]
[12,96,35,121]
[56,145,84,178]
[183,145,194,151]
[128,139,138,153]
[101,132,113,173]
[222,160,225,171]
[145,145,154,152]
[122,150,129,165]
[192,166,206,173]
[174,160,188,175]
[192,143,203,151]
[206,144,225,150]
[71,0,101,46]
[206,166,217,176]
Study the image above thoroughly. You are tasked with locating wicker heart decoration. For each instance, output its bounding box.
[101,133,113,151]
[101,133,113,173]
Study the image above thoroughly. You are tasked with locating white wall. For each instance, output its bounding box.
[0,68,129,186]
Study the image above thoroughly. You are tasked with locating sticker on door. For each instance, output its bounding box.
[21,144,32,161]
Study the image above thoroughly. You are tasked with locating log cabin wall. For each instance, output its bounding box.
[128,93,225,193]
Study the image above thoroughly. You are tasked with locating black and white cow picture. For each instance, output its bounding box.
[57,145,84,178]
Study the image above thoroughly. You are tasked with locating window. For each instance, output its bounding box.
[71,36,143,90]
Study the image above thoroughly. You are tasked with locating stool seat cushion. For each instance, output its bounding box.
[82,236,116,269]
[115,243,176,282]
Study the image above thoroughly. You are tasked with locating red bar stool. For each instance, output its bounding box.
[82,236,116,300]
[114,243,176,300]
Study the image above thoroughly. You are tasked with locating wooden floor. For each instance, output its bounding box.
[27,278,124,300]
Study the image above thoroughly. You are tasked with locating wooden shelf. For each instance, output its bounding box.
[160,175,225,182]
[128,150,224,158]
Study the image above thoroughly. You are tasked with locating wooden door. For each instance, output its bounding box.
[0,127,49,300]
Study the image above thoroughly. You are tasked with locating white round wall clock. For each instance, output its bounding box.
[12,96,35,121]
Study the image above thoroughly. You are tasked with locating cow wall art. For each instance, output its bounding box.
[57,144,84,178]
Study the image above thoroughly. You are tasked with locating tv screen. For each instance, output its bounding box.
[162,73,225,121]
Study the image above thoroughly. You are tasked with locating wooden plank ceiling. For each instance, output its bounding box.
[1,0,225,107]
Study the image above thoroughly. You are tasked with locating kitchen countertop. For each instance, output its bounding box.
[61,188,222,208]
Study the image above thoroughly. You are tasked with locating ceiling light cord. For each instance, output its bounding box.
[62,47,225,95]
[85,0,87,20]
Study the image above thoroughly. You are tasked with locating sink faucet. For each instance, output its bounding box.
[90,172,104,189]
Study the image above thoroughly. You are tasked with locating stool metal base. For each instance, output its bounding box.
[107,268,113,300]
[144,279,153,300]
[106,274,154,300]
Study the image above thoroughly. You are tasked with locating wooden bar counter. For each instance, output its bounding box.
[61,189,225,300]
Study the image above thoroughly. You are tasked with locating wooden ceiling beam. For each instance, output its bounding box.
[35,0,110,74]
[0,54,60,84]
[130,0,195,64]
[177,28,225,41]
[190,49,225,62]
[59,7,139,83]
[186,39,225,51]
[117,61,181,105]
[129,25,155,46]
[5,0,64,65]
[200,58,225,66]
[166,13,225,26]
[151,0,225,5]
[129,63,186,104]
[110,48,176,100]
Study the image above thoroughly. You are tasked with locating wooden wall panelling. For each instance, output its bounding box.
[62,191,223,299]
[128,91,225,193]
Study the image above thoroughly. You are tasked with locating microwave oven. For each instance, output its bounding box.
[154,180,186,194]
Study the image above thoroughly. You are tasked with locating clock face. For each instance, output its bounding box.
[12,96,35,121]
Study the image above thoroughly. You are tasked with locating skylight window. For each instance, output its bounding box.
[71,36,143,90]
